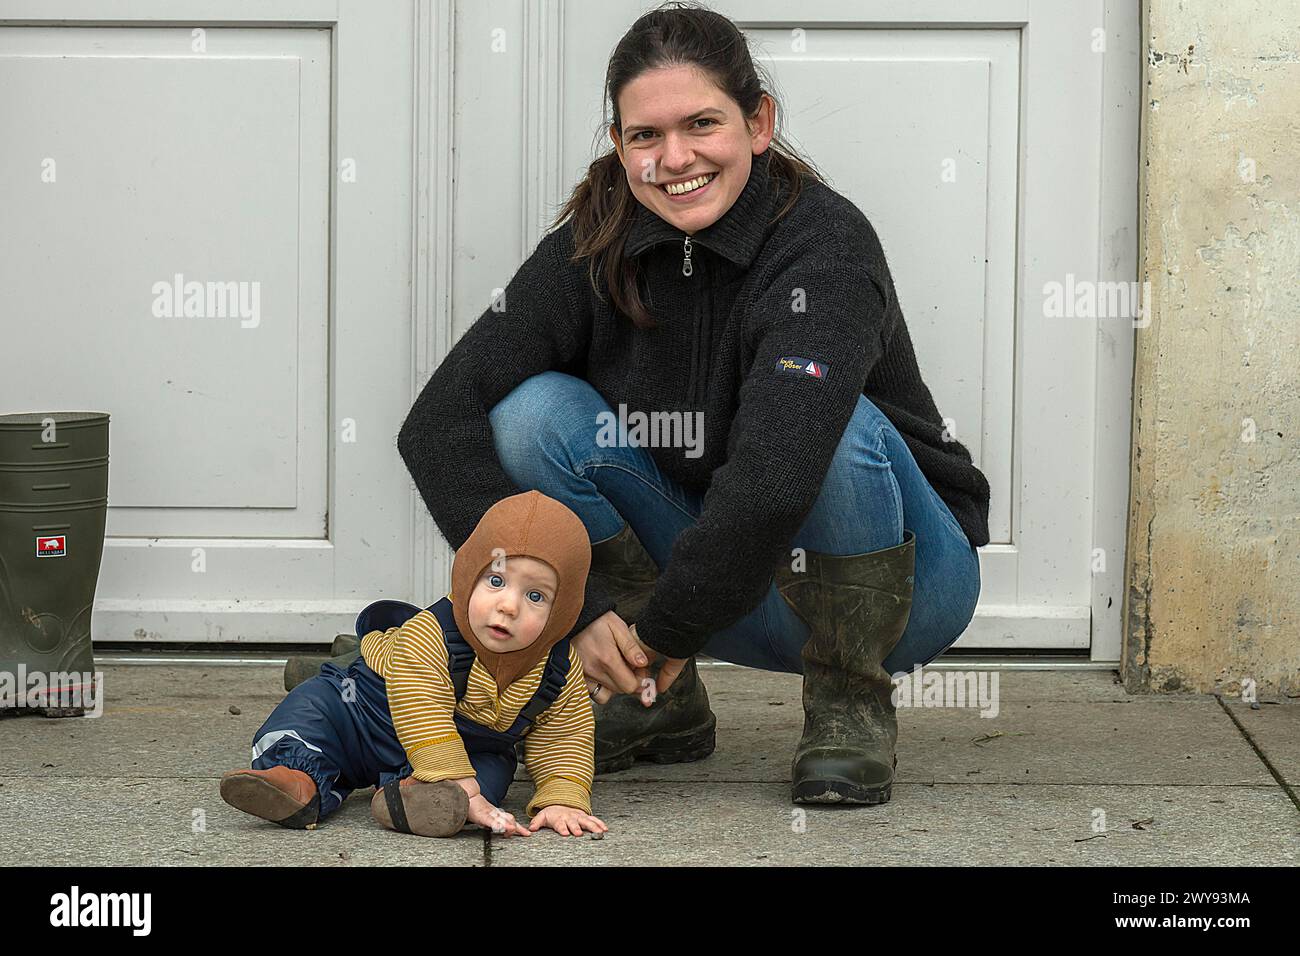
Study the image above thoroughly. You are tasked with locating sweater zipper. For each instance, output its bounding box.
[695,281,712,406]
[682,238,711,407]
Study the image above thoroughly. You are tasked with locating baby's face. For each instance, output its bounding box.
[466,555,558,653]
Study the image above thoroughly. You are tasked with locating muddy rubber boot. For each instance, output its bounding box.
[220,766,321,829]
[0,412,109,718]
[587,521,717,774]
[587,520,660,622]
[282,634,361,693]
[370,777,469,838]
[595,656,717,773]
[774,529,916,805]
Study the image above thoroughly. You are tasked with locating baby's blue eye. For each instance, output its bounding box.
[528,590,544,604]
[489,573,503,587]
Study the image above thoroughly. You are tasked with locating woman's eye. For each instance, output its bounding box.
[632,119,714,142]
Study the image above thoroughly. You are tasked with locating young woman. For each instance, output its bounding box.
[396,2,989,806]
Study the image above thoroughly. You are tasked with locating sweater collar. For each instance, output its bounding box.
[625,148,776,268]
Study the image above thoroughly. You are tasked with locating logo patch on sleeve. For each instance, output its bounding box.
[774,356,829,380]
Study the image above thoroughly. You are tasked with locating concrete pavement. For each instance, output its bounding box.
[2,662,1296,866]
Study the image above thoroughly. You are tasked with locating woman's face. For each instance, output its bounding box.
[610,65,775,234]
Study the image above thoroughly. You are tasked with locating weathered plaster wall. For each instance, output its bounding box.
[1125,2,1299,695]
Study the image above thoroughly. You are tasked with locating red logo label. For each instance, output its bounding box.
[36,535,66,557]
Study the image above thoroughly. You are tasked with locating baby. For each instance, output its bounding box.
[219,490,608,838]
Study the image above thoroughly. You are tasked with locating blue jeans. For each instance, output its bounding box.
[488,371,981,674]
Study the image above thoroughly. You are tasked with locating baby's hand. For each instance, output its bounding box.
[466,794,530,837]
[528,804,609,837]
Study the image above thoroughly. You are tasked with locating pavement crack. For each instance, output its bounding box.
[482,827,493,866]
[1215,695,1300,814]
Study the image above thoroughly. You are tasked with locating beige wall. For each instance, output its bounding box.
[1125,2,1299,695]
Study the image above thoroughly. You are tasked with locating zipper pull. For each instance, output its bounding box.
[682,235,693,277]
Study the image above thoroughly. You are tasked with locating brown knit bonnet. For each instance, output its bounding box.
[448,490,591,689]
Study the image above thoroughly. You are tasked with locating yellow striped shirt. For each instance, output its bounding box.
[360,608,594,816]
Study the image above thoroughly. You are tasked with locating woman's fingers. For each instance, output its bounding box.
[585,679,615,705]
[594,614,644,694]
[615,621,650,670]
[656,656,687,694]
[573,613,637,693]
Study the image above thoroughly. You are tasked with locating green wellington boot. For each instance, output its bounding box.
[0,412,109,718]
[588,521,716,774]
[773,529,916,805]
[282,633,361,693]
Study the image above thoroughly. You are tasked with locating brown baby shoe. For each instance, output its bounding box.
[220,766,321,829]
[370,777,469,837]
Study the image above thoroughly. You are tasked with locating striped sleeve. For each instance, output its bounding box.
[384,612,476,783]
[359,626,399,670]
[522,645,595,816]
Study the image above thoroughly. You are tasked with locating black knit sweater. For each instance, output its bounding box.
[398,148,991,659]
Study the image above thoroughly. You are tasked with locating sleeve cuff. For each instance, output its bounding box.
[635,601,710,660]
[526,777,592,816]
[407,734,476,782]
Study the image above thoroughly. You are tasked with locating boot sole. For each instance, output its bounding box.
[596,717,717,775]
[220,773,320,829]
[793,755,897,805]
[792,777,892,805]
[370,781,468,838]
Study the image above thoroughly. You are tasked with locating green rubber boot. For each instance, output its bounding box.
[0,412,109,718]
[282,633,361,693]
[774,529,916,805]
[587,521,716,774]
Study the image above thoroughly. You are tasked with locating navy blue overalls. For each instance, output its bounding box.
[248,595,572,819]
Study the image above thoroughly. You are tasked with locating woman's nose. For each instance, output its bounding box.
[659,136,695,173]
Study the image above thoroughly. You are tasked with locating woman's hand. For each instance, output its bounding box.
[573,610,654,705]
[528,805,609,836]
[629,623,688,695]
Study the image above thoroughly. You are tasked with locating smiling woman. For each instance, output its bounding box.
[397,0,990,809]
[554,2,829,331]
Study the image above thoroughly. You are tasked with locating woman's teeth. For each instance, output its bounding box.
[663,172,716,195]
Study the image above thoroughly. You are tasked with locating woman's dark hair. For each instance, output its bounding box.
[550,0,826,330]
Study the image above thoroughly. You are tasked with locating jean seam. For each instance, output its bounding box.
[878,420,906,540]
[574,457,701,525]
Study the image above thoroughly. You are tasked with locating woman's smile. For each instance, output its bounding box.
[660,170,719,201]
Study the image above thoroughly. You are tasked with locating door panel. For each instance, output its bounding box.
[0,1,418,642]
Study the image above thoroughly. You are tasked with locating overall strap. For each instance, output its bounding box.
[506,638,573,737]
[356,596,475,700]
[426,596,475,701]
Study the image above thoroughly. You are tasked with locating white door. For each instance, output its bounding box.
[453,0,1138,658]
[0,0,421,643]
